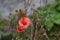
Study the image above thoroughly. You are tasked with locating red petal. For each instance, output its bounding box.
[19,17,30,29]
[17,26,25,32]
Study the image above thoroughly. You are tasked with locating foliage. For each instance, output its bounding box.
[29,0,60,40]
[37,1,60,31]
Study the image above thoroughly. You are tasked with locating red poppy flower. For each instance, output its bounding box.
[17,26,25,32]
[19,17,30,29]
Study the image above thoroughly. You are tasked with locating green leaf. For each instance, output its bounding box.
[54,19,60,24]
[44,20,54,31]
[45,24,53,31]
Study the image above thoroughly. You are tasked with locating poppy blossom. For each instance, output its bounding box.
[17,26,25,32]
[19,17,30,29]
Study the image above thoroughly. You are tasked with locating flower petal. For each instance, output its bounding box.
[19,17,31,29]
[17,26,25,32]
